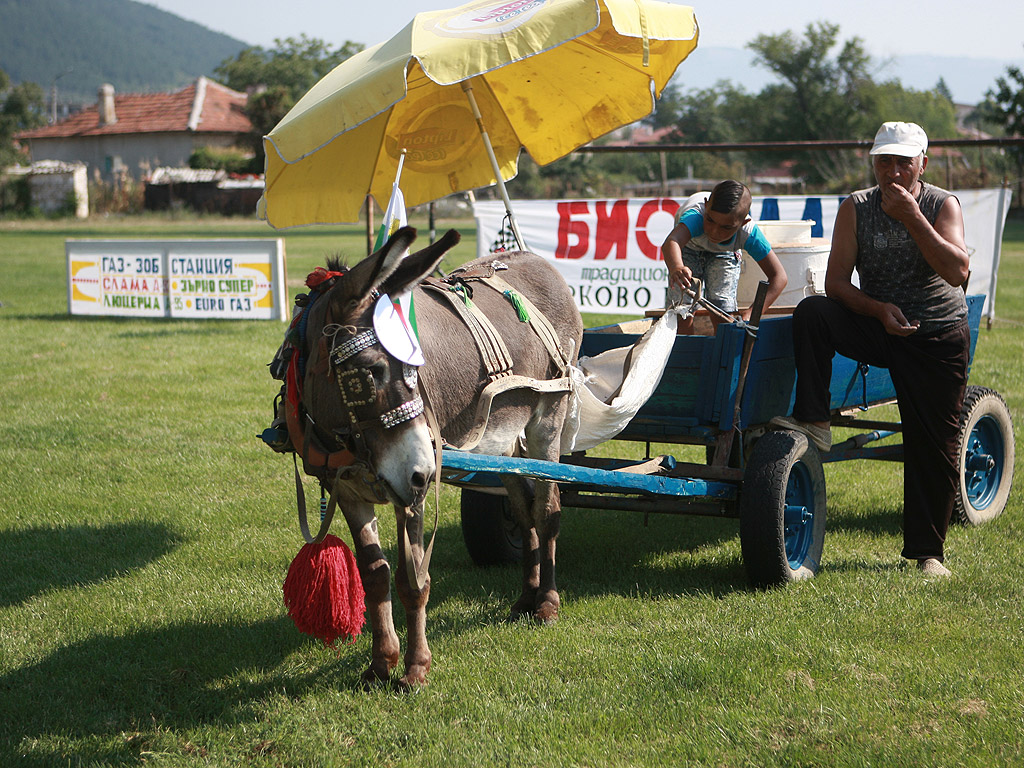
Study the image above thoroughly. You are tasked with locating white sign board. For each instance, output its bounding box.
[67,239,287,321]
[474,189,1011,316]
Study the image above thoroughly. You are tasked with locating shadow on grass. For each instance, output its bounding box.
[422,504,747,630]
[0,521,184,608]
[0,616,354,765]
[823,504,904,539]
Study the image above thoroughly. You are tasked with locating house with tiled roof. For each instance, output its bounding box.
[17,77,252,181]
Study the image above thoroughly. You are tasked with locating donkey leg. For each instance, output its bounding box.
[501,476,541,621]
[530,479,562,624]
[393,504,432,688]
[342,500,400,686]
[523,394,569,624]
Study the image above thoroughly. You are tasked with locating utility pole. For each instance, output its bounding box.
[50,68,72,124]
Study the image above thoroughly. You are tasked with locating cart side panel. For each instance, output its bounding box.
[625,335,716,433]
[966,294,983,373]
[737,314,798,427]
[582,328,720,442]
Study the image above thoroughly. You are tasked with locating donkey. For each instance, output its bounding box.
[291,226,583,688]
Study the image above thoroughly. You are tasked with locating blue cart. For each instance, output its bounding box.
[442,291,1015,587]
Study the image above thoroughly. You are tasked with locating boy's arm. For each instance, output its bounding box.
[746,249,788,320]
[661,223,694,290]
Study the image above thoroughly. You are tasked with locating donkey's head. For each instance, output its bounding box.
[301,226,460,508]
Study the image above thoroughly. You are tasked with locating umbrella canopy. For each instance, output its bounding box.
[258,0,698,229]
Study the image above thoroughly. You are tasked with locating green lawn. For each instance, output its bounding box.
[1,211,1022,767]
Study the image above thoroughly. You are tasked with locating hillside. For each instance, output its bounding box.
[0,0,248,105]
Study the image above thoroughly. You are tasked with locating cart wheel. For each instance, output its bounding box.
[740,430,827,588]
[460,489,522,566]
[953,385,1015,526]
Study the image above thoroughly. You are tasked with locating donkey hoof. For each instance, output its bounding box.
[533,593,560,625]
[360,665,392,689]
[396,666,430,691]
[533,603,559,625]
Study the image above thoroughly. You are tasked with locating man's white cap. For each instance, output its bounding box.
[870,121,928,157]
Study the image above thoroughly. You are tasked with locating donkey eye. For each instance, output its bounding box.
[368,360,389,384]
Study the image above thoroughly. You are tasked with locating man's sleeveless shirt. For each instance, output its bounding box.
[852,182,966,332]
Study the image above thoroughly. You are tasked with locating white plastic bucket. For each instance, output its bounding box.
[737,237,830,307]
[757,219,812,246]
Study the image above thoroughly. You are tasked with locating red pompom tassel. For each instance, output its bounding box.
[283,534,365,647]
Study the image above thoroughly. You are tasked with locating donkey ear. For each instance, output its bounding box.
[344,226,419,299]
[381,228,461,298]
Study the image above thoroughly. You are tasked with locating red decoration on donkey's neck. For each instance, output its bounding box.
[283,535,366,647]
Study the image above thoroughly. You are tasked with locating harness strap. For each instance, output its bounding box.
[400,390,445,592]
[285,353,356,474]
[294,453,338,544]
[423,280,514,381]
[476,274,572,373]
[443,374,573,452]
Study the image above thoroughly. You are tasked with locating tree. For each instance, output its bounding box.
[647,80,754,180]
[982,65,1024,139]
[213,35,363,171]
[934,78,954,105]
[745,22,878,185]
[0,68,46,168]
[975,64,1024,200]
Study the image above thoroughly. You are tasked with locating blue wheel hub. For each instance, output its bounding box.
[783,462,815,569]
[964,415,1004,510]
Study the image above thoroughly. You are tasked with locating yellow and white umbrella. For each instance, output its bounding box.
[258,0,699,234]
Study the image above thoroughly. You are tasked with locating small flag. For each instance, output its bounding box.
[373,182,407,253]
[372,150,419,353]
[374,149,408,253]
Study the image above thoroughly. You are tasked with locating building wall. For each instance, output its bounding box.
[27,133,243,180]
[27,166,89,218]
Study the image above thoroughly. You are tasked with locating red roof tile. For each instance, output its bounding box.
[18,77,250,139]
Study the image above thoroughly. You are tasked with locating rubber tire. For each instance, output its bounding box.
[740,430,827,588]
[460,489,523,566]
[953,385,1015,526]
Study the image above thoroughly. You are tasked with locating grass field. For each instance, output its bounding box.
[1,211,1022,767]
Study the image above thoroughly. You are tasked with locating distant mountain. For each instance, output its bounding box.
[0,0,248,106]
[675,46,1024,106]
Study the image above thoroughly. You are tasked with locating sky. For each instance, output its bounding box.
[144,0,1024,61]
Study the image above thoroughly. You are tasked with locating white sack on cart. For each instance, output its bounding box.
[561,300,685,454]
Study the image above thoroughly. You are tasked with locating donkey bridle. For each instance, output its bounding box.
[319,313,440,592]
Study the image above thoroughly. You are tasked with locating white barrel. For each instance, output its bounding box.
[737,238,830,307]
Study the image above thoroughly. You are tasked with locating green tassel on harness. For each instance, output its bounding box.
[504,289,530,323]
[449,283,473,308]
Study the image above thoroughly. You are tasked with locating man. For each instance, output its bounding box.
[772,121,971,577]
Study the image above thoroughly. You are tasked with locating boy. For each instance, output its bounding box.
[661,180,787,334]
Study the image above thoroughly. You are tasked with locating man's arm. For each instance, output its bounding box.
[880,184,970,287]
[825,197,920,336]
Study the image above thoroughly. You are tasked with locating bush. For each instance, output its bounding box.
[89,173,144,215]
[189,145,256,174]
[0,174,31,215]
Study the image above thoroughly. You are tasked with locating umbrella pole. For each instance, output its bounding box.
[461,79,526,251]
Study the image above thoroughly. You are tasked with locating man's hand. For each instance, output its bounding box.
[878,301,920,336]
[879,182,921,225]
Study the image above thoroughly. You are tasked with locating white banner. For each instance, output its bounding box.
[67,239,288,320]
[473,189,1011,316]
